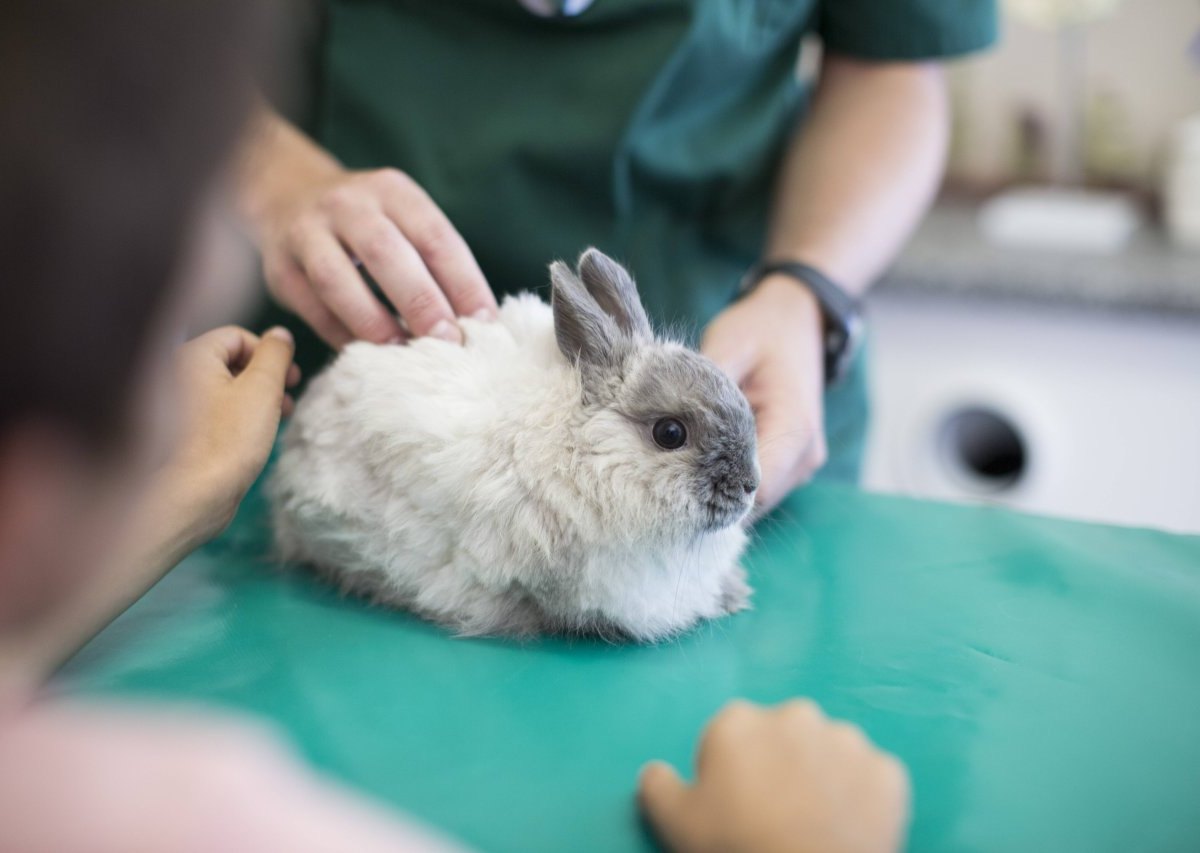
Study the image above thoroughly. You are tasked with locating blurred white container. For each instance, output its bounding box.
[978,187,1143,253]
[1163,114,1200,249]
[1006,0,1124,29]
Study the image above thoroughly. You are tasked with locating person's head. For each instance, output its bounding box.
[0,0,269,627]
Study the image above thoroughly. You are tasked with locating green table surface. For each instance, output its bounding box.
[65,480,1200,852]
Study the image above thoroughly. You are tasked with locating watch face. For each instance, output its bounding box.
[829,313,865,385]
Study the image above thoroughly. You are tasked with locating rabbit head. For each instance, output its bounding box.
[551,249,759,539]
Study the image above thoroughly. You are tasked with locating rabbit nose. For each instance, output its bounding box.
[742,478,758,495]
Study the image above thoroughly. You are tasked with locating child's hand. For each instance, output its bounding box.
[7,327,301,683]
[638,700,910,853]
[167,325,300,542]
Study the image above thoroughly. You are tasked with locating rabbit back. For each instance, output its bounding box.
[270,294,582,634]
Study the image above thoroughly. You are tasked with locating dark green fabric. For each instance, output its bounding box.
[257,0,997,484]
[820,339,869,482]
[64,476,1200,852]
[818,0,998,59]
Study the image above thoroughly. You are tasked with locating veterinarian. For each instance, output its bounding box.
[236,0,997,509]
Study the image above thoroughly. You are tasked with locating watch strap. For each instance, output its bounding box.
[737,260,863,385]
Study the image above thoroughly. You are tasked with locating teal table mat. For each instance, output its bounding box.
[64,480,1200,852]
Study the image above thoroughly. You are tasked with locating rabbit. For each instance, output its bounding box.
[269,248,760,642]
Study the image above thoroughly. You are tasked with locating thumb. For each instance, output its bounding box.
[753,404,798,505]
[699,325,755,384]
[637,761,693,849]
[238,327,296,394]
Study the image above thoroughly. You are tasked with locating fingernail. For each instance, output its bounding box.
[386,335,404,345]
[429,319,463,344]
[637,760,668,782]
[266,326,293,345]
[472,308,497,322]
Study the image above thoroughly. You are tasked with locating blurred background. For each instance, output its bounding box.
[860,0,1200,534]
[191,0,1200,535]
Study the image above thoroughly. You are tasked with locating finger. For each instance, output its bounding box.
[774,697,825,726]
[333,205,463,343]
[237,327,296,398]
[291,223,404,344]
[697,699,762,775]
[699,329,755,382]
[636,761,693,849]
[183,326,260,377]
[281,393,295,419]
[269,256,357,350]
[376,170,497,320]
[286,363,301,388]
[753,403,809,511]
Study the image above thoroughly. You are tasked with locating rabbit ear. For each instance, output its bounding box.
[577,248,651,340]
[551,261,621,368]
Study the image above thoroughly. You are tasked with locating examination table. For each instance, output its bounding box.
[65,480,1200,852]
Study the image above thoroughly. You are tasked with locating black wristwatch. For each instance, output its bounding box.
[737,260,864,386]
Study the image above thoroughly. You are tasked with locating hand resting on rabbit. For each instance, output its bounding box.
[269,249,760,641]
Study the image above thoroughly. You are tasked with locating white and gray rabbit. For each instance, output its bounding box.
[269,248,760,641]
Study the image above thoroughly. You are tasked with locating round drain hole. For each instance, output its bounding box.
[937,406,1028,493]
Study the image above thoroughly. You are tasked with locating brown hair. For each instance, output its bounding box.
[0,0,270,445]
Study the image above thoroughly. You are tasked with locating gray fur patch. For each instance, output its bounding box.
[621,347,759,528]
[577,248,651,340]
[549,249,759,534]
[550,261,622,369]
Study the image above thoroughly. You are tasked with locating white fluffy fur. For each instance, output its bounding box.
[270,294,749,641]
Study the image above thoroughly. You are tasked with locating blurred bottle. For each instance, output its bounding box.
[1083,91,1138,188]
[1163,115,1200,249]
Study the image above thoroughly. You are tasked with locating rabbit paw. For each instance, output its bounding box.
[718,567,752,614]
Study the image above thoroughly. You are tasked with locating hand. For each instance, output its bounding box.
[701,276,828,511]
[166,325,299,542]
[2,327,301,682]
[638,700,910,853]
[0,703,464,853]
[241,113,497,348]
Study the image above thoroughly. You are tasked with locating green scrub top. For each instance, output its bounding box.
[266,0,997,483]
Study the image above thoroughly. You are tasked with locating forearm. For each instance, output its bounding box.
[2,474,215,692]
[234,103,341,239]
[766,53,949,296]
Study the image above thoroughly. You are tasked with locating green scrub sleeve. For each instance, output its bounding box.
[817,0,999,61]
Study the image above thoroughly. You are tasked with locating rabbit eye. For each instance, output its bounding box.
[652,417,687,450]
